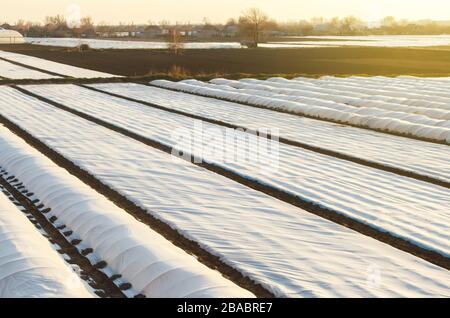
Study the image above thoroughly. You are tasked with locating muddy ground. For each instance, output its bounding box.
[2,43,450,77]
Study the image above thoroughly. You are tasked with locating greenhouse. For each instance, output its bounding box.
[0,27,25,43]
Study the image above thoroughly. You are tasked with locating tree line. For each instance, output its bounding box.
[2,8,450,42]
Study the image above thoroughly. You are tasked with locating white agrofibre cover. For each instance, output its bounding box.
[208,78,450,135]
[26,38,243,49]
[91,83,450,183]
[250,78,450,119]
[27,83,450,258]
[0,59,59,80]
[0,191,93,298]
[0,50,117,79]
[2,87,450,297]
[0,126,254,298]
[151,79,450,143]
[0,28,24,44]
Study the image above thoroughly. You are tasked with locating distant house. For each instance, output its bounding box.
[97,31,132,38]
[113,31,129,37]
[179,29,198,37]
[169,25,198,37]
[131,31,139,37]
[196,24,220,38]
[143,25,163,37]
[97,32,110,38]
[223,25,239,37]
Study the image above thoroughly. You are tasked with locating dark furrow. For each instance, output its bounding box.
[0,168,126,298]
[0,76,135,86]
[146,82,449,146]
[81,84,450,189]
[11,85,450,272]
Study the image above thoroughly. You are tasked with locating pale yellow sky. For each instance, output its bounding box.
[2,0,450,24]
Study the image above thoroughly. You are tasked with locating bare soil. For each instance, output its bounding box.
[2,43,450,77]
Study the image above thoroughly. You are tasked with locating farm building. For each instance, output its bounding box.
[0,27,25,43]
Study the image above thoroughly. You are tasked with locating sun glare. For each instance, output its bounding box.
[2,0,450,24]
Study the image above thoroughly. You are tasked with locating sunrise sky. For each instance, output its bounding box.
[2,0,450,24]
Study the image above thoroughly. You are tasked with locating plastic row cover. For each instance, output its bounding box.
[306,76,450,103]
[151,79,450,144]
[264,77,450,113]
[0,50,116,79]
[0,191,94,298]
[210,78,450,128]
[0,126,254,298]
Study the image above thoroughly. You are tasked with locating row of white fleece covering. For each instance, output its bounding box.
[309,76,450,102]
[210,77,450,118]
[315,76,450,92]
[275,80,450,119]
[0,125,253,298]
[265,77,450,110]
[208,78,450,134]
[0,50,116,78]
[22,84,450,258]
[317,76,450,93]
[240,77,450,116]
[348,75,450,83]
[285,78,450,117]
[151,79,450,143]
[292,77,450,99]
[0,189,94,298]
[2,87,450,297]
[0,59,59,80]
[90,83,450,183]
[156,78,450,142]
[313,77,450,110]
[352,76,450,89]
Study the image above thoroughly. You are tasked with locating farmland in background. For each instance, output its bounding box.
[2,43,450,78]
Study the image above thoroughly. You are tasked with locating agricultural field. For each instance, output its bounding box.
[23,35,450,49]
[4,44,450,77]
[0,48,449,298]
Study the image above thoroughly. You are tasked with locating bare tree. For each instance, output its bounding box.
[45,15,67,29]
[166,28,184,55]
[44,15,69,37]
[340,16,365,34]
[80,16,94,34]
[239,8,270,47]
